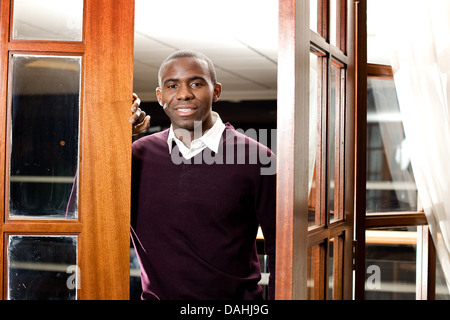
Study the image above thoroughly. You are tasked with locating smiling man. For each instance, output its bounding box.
[156,51,223,157]
[156,51,221,138]
[130,50,276,300]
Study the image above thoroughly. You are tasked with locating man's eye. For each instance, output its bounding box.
[191,82,202,88]
[167,84,177,89]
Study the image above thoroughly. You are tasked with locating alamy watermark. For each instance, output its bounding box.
[66,265,81,290]
[170,122,277,176]
[366,264,381,290]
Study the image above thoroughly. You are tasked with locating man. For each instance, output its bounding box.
[130,50,276,300]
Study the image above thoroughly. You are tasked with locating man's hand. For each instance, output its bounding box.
[130,93,150,135]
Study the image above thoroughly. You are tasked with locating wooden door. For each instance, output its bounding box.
[276,0,356,299]
[0,0,134,299]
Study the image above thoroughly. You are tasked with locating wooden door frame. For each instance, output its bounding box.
[353,0,367,300]
[79,0,134,299]
[275,0,310,300]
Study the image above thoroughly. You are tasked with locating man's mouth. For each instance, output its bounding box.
[174,106,197,117]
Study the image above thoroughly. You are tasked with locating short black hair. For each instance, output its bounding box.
[158,50,218,86]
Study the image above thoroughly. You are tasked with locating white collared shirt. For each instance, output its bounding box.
[167,112,226,159]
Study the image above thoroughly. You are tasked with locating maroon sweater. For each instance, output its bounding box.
[131,124,276,300]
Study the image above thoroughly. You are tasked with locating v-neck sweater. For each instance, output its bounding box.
[131,123,276,300]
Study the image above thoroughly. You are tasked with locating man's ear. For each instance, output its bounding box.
[156,87,163,106]
[213,83,222,102]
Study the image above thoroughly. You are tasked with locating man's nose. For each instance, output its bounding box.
[176,84,194,100]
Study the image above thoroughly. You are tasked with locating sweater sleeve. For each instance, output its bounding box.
[254,150,277,300]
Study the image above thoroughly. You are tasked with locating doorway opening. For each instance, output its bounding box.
[130,0,279,299]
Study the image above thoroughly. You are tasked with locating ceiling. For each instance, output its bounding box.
[12,0,390,102]
[133,0,279,102]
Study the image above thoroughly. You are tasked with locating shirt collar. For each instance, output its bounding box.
[167,111,226,155]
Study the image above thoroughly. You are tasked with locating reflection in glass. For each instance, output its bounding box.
[308,52,319,227]
[307,245,316,299]
[328,238,335,300]
[8,235,78,300]
[366,77,417,213]
[329,65,337,221]
[307,242,325,299]
[12,0,83,41]
[329,63,344,222]
[9,55,80,219]
[365,227,417,300]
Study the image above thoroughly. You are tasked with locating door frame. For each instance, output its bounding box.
[0,0,360,300]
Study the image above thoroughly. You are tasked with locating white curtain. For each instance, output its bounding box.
[388,0,450,291]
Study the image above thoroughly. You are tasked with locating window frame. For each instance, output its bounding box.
[306,0,353,300]
[275,0,355,299]
[354,53,438,299]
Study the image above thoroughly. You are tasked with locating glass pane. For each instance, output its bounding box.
[12,0,83,41]
[8,235,78,300]
[328,238,335,299]
[367,0,392,64]
[366,77,417,213]
[310,0,318,33]
[130,247,142,300]
[9,55,81,219]
[329,64,344,222]
[365,227,417,300]
[329,236,344,299]
[329,65,337,221]
[308,52,320,227]
[436,255,450,299]
[330,0,337,46]
[307,245,316,299]
[307,242,325,299]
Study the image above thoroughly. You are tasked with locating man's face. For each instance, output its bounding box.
[156,57,221,134]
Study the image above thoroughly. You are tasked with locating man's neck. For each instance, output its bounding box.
[172,116,215,148]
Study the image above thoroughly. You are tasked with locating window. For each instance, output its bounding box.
[363,64,450,300]
[354,0,450,299]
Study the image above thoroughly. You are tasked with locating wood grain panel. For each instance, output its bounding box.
[353,0,367,300]
[276,0,310,300]
[0,0,11,299]
[79,0,134,300]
